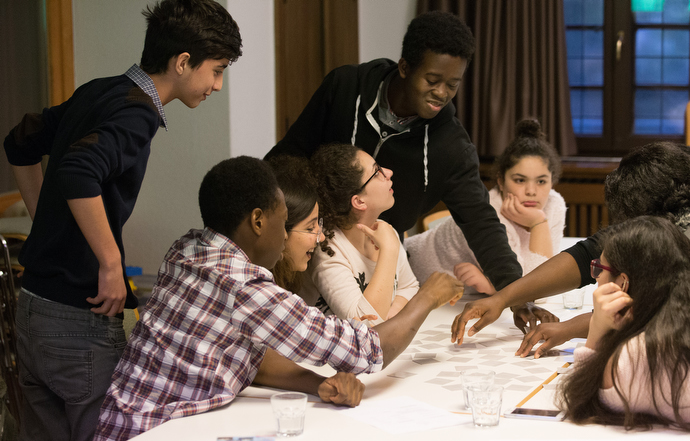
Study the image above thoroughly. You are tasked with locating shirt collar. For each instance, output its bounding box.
[124,64,168,131]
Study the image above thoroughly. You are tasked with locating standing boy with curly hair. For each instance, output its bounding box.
[266,11,523,294]
[3,1,241,439]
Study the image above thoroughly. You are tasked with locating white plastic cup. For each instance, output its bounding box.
[562,288,585,309]
[271,392,307,437]
[460,369,495,409]
[468,384,503,427]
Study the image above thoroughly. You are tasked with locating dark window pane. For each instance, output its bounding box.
[582,89,603,117]
[636,57,662,84]
[662,118,684,134]
[563,0,583,26]
[567,30,583,58]
[583,30,604,57]
[662,89,689,117]
[635,89,662,117]
[570,89,582,117]
[581,118,603,134]
[583,0,604,25]
[568,59,583,86]
[635,11,663,24]
[634,118,662,134]
[636,29,663,56]
[662,58,689,85]
[662,0,690,24]
[663,30,689,57]
[583,59,604,85]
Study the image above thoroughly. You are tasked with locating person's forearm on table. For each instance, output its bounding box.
[374,290,439,367]
[253,348,325,395]
[498,252,582,309]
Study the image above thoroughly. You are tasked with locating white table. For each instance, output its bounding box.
[132,238,684,440]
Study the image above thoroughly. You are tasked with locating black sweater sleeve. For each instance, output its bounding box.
[442,141,522,291]
[562,230,604,288]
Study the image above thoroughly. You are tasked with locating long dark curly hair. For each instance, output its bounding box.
[310,144,364,257]
[558,216,690,431]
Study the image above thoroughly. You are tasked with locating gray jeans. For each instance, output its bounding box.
[15,289,126,441]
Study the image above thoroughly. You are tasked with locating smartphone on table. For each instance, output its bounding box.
[504,407,565,421]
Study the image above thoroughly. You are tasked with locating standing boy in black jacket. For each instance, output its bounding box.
[266,11,522,293]
[3,1,242,439]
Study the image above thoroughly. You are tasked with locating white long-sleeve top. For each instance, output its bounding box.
[299,225,419,326]
[574,334,690,423]
[404,187,566,288]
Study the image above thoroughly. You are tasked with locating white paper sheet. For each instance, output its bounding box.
[339,396,469,434]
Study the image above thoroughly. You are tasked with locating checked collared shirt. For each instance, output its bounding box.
[94,228,383,441]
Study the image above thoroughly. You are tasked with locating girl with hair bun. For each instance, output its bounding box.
[405,119,566,295]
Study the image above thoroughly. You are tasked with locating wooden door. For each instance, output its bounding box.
[274,0,359,141]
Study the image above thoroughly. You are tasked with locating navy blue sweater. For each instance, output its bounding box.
[4,74,161,309]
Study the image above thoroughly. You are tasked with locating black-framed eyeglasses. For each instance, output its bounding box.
[291,218,323,245]
[358,163,386,193]
[590,258,619,279]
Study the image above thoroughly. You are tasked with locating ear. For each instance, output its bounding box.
[398,58,409,79]
[496,177,504,194]
[173,52,192,75]
[249,208,264,236]
[619,274,629,293]
[351,194,367,212]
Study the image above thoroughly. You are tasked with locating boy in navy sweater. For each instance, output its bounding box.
[3,1,241,439]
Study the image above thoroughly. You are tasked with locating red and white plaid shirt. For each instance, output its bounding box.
[94,228,383,440]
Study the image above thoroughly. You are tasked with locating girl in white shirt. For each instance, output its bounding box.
[559,216,690,430]
[300,143,420,325]
[405,119,566,294]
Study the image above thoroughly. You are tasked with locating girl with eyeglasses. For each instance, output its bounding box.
[268,156,326,293]
[300,143,421,325]
[405,119,565,297]
[559,216,690,430]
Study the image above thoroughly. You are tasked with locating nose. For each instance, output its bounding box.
[525,181,537,195]
[213,75,223,92]
[432,84,448,100]
[382,167,393,180]
[317,230,325,245]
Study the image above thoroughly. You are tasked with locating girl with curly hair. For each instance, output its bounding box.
[300,144,420,325]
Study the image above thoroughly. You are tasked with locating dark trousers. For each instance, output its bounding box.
[15,290,126,441]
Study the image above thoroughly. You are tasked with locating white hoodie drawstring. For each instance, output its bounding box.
[423,124,429,192]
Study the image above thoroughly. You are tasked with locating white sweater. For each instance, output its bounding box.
[300,226,419,326]
[404,187,566,288]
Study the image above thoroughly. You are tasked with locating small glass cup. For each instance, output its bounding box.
[468,384,503,427]
[562,288,585,309]
[271,392,307,437]
[460,369,495,409]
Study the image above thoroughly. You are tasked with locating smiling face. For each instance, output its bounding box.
[177,57,229,108]
[285,203,324,272]
[355,150,394,215]
[394,51,468,120]
[498,156,552,210]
